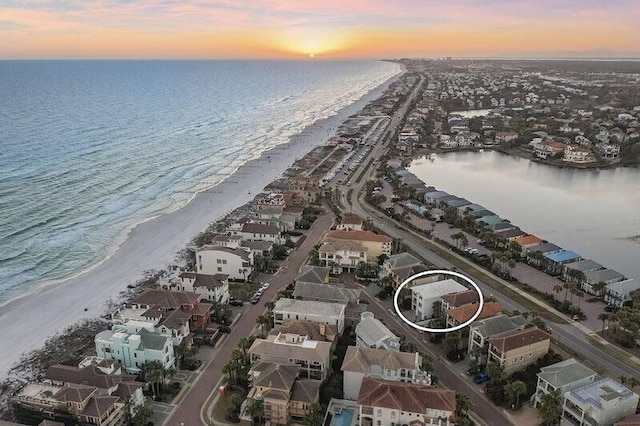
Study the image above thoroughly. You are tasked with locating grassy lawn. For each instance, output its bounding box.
[229,282,262,301]
[212,388,243,424]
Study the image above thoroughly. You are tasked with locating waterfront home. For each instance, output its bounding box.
[292,282,360,305]
[245,362,321,425]
[476,214,505,227]
[318,240,368,274]
[489,221,516,232]
[129,288,212,330]
[534,141,567,159]
[487,327,551,375]
[211,234,243,249]
[258,192,285,207]
[495,131,519,143]
[562,259,603,282]
[355,312,400,351]
[563,145,596,163]
[169,272,230,305]
[273,298,346,333]
[444,198,471,209]
[441,290,480,312]
[533,358,597,408]
[196,246,253,281]
[239,222,282,244]
[562,378,639,426]
[287,176,321,203]
[337,213,364,231]
[13,382,123,426]
[458,203,489,216]
[605,279,640,308]
[493,227,527,241]
[340,346,426,400]
[445,301,503,328]
[543,250,582,274]
[248,334,332,380]
[424,190,450,205]
[325,230,393,257]
[468,314,529,362]
[525,242,563,263]
[357,378,456,426]
[269,320,337,345]
[295,265,331,285]
[581,269,626,295]
[95,327,175,374]
[240,240,273,256]
[411,279,468,321]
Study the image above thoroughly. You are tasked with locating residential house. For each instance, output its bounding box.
[294,266,330,285]
[467,314,528,361]
[13,383,122,426]
[246,362,321,425]
[269,320,337,346]
[240,240,273,256]
[95,327,175,374]
[562,378,639,426]
[534,141,566,159]
[605,279,640,308]
[533,358,597,407]
[526,242,563,263]
[424,191,451,205]
[292,282,360,305]
[381,253,429,289]
[248,334,332,380]
[494,227,527,241]
[258,192,285,207]
[239,222,281,244]
[445,302,503,328]
[357,378,456,426]
[487,327,551,375]
[170,272,230,305]
[325,230,393,258]
[411,279,468,322]
[340,346,426,400]
[495,131,519,143]
[128,288,211,331]
[273,298,346,334]
[211,234,243,249]
[562,260,603,282]
[615,413,640,426]
[287,177,321,203]
[441,290,480,313]
[581,269,626,295]
[543,250,582,274]
[318,240,367,274]
[196,246,253,281]
[513,235,544,253]
[337,214,364,231]
[563,145,596,163]
[355,312,400,351]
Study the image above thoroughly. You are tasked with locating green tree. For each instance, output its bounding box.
[598,312,609,332]
[552,284,563,300]
[504,380,528,409]
[247,398,264,425]
[139,361,166,399]
[537,391,561,425]
[486,362,504,383]
[592,280,607,297]
[443,331,462,354]
[455,392,473,417]
[303,402,326,426]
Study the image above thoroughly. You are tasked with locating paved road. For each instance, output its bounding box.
[164,212,335,426]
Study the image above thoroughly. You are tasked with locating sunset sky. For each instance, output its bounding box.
[1,0,639,59]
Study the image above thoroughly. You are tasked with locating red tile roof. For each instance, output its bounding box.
[326,230,392,243]
[447,302,502,324]
[488,327,551,353]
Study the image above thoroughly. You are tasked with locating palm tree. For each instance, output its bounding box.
[455,393,473,418]
[598,312,609,332]
[247,398,264,425]
[592,281,607,297]
[459,234,469,250]
[552,284,563,301]
[576,292,584,309]
[443,331,462,354]
[504,380,528,409]
[562,283,570,302]
[451,232,462,249]
[256,314,271,337]
[537,390,561,425]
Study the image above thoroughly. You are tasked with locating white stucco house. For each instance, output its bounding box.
[95,327,175,374]
[562,378,639,426]
[273,298,347,334]
[196,246,253,281]
[411,279,468,322]
[533,358,597,408]
[355,312,400,351]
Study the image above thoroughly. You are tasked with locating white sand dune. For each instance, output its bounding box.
[0,70,401,379]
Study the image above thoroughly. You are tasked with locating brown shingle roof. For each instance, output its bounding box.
[341,346,419,374]
[441,290,480,308]
[357,378,456,418]
[81,395,120,419]
[131,289,201,310]
[291,379,321,404]
[242,223,280,235]
[326,230,392,243]
[46,364,138,392]
[341,214,364,225]
[447,302,503,324]
[53,383,95,403]
[251,362,300,391]
[269,320,337,342]
[488,327,551,353]
[180,272,228,289]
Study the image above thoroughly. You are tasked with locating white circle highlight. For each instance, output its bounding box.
[393,269,484,333]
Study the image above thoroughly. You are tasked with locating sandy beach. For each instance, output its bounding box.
[0,69,402,378]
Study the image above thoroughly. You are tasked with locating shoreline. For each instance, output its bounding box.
[0,65,404,378]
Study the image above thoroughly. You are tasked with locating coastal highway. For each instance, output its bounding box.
[338,102,640,382]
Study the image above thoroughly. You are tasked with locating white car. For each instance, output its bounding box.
[261,282,270,290]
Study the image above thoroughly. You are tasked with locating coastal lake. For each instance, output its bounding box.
[408,151,640,282]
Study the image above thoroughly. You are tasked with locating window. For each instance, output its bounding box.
[217,267,222,272]
[217,259,222,264]
[222,260,227,264]
[134,353,137,358]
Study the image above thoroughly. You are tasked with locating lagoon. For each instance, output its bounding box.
[408,151,640,282]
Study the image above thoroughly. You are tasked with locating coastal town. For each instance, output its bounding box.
[2,59,640,426]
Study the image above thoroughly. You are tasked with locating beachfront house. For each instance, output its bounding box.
[196,246,254,281]
[468,314,528,363]
[533,358,597,408]
[239,222,281,243]
[357,378,457,426]
[604,279,640,308]
[340,346,426,401]
[581,269,626,295]
[355,312,400,351]
[411,279,468,322]
[172,272,230,305]
[273,298,346,334]
[561,378,639,426]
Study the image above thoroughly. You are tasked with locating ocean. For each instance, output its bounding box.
[0,59,401,302]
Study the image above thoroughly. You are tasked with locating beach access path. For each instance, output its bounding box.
[164,210,335,426]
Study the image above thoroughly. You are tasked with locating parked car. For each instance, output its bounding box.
[218,325,232,333]
[473,373,491,384]
[261,282,271,290]
[229,299,244,306]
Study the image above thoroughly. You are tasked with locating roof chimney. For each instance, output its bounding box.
[320,323,326,336]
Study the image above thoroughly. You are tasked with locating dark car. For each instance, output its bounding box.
[473,373,490,384]
[229,299,244,306]
[251,297,260,304]
[218,325,232,333]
